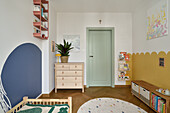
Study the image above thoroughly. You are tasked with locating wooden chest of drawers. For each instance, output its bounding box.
[55,62,84,93]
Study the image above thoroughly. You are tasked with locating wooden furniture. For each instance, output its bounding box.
[55,62,84,93]
[7,97,72,113]
[33,0,49,40]
[132,80,170,113]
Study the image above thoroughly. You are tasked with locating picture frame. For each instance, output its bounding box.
[147,0,168,40]
[63,35,80,52]
[51,41,55,52]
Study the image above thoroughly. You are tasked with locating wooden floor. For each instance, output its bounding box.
[40,87,155,113]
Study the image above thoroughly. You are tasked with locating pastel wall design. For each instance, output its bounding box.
[1,43,42,110]
[147,0,168,40]
[132,51,170,89]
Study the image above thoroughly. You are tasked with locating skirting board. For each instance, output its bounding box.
[36,94,43,99]
[40,88,55,98]
[85,85,131,88]
[115,85,131,88]
[84,85,112,88]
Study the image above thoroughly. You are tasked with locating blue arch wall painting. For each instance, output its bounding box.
[1,43,42,108]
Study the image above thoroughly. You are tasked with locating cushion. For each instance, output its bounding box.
[17,104,69,113]
[17,104,53,113]
[17,108,42,113]
[52,104,69,113]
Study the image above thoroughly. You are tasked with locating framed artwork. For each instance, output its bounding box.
[51,41,55,52]
[63,35,80,52]
[147,0,168,40]
[159,58,165,67]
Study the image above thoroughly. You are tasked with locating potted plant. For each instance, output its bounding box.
[56,39,74,63]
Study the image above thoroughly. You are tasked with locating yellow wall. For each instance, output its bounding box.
[132,51,170,89]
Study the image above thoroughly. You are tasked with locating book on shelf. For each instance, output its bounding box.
[41,8,43,16]
[124,64,129,71]
[163,104,166,113]
[44,14,48,20]
[155,96,158,111]
[152,94,155,108]
[34,19,39,22]
[34,28,40,33]
[151,93,166,113]
[151,93,152,107]
[156,96,162,111]
[118,61,129,71]
[118,52,130,81]
[34,5,40,11]
[125,54,129,61]
[158,98,161,112]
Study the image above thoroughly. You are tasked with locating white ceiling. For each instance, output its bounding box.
[52,0,147,13]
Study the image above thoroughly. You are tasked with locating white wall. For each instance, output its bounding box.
[0,0,43,112]
[0,0,56,112]
[49,1,57,93]
[41,0,57,94]
[0,0,42,75]
[132,0,170,53]
[56,13,132,85]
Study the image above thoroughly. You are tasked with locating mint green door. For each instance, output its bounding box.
[88,30,112,86]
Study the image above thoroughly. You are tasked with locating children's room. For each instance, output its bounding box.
[0,0,170,113]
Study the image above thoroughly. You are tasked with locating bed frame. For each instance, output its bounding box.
[7,97,72,113]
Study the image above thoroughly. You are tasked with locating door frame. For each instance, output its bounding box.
[86,27,115,88]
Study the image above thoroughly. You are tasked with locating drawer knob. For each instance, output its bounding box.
[75,83,77,86]
[62,83,64,86]
[75,77,77,80]
[75,66,77,68]
[62,66,64,68]
[75,71,77,74]
[62,78,64,80]
[62,72,64,74]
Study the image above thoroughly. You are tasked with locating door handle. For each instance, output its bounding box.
[89,56,93,57]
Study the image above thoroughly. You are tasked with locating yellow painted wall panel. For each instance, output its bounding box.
[132,51,170,89]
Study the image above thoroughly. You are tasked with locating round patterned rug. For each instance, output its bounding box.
[77,98,147,113]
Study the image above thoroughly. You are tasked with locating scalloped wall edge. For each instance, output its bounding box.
[128,51,170,55]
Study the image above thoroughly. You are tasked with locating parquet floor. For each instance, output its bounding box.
[39,87,155,113]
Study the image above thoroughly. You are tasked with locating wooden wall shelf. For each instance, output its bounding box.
[33,0,48,4]
[33,33,48,40]
[41,27,48,31]
[43,9,48,13]
[33,33,41,37]
[33,11,41,18]
[33,22,40,29]
[132,80,170,113]
[42,0,48,4]
[41,16,48,22]
[33,23,48,31]
[33,1,41,5]
[33,0,49,40]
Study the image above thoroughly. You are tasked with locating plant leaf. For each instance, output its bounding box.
[56,40,74,56]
